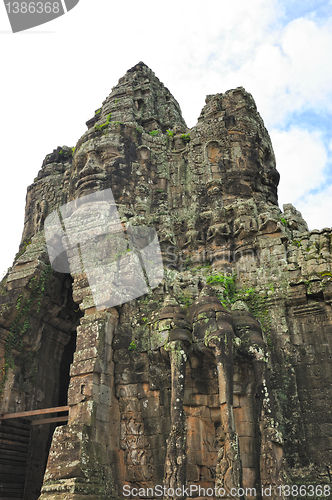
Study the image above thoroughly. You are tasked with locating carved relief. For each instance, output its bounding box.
[233,200,258,239]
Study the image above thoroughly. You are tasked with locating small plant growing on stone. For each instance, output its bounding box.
[16,295,22,310]
[95,113,112,131]
[196,263,212,270]
[207,274,237,303]
[15,239,32,261]
[150,130,159,136]
[266,333,273,349]
[128,341,137,350]
[166,129,174,137]
[181,133,190,143]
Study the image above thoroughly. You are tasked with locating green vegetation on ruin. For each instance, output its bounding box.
[94,113,112,131]
[14,239,31,262]
[181,133,190,143]
[110,121,124,126]
[207,274,237,304]
[58,148,73,158]
[0,265,54,400]
[206,273,275,342]
[128,341,137,351]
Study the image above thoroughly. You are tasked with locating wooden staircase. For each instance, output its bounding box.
[0,418,30,499]
[0,406,69,499]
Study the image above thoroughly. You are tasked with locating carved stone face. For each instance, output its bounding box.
[69,134,127,200]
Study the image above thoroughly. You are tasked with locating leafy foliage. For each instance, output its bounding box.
[128,341,137,351]
[94,113,112,131]
[181,133,190,143]
[207,274,237,304]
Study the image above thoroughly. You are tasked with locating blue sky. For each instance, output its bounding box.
[0,0,332,278]
[277,0,331,24]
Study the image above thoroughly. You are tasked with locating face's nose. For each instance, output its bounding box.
[79,153,103,178]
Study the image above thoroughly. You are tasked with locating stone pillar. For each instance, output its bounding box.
[164,340,188,499]
[208,324,242,498]
[39,308,119,500]
[155,296,192,499]
[232,304,285,500]
[191,287,243,499]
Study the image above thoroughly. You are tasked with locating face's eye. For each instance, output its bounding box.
[100,151,115,162]
[74,154,86,170]
[100,152,107,160]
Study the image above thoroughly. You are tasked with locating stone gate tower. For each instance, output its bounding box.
[0,62,331,500]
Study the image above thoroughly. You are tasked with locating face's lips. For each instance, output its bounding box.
[76,173,107,189]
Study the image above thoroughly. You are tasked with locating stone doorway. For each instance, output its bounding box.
[58,331,77,407]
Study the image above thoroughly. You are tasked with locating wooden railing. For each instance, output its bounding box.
[0,405,69,425]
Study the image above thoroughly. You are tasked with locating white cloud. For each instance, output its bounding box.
[270,127,328,205]
[296,185,332,230]
[280,18,332,106]
[203,16,332,129]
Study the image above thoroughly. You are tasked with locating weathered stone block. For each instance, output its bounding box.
[112,334,133,350]
[95,403,111,423]
[137,382,160,399]
[113,348,131,364]
[116,384,138,398]
[233,405,255,423]
[235,420,256,437]
[239,437,258,464]
[184,405,210,418]
[140,397,160,419]
[68,374,99,405]
[120,434,145,450]
[144,417,170,435]
[184,390,208,406]
[242,467,259,493]
[192,377,218,394]
[119,397,140,413]
[115,371,143,385]
[68,401,97,424]
[70,358,102,376]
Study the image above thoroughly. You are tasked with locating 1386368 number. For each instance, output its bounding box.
[5,2,60,14]
[277,484,331,496]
